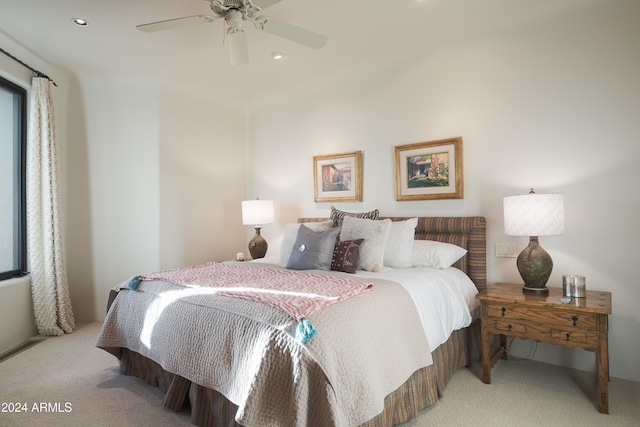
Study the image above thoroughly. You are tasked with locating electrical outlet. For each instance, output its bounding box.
[495,243,518,258]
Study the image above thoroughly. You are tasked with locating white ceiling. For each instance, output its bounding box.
[0,0,599,106]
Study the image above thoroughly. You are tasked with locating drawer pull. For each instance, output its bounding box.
[566,333,571,341]
[508,324,512,330]
[501,307,506,317]
[572,316,578,326]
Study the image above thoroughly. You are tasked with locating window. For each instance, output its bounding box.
[0,75,27,280]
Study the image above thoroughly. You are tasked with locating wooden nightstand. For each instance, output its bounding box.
[476,282,612,413]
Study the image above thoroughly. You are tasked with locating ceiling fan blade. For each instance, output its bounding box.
[136,15,216,33]
[253,16,326,49]
[251,0,284,10]
[227,29,249,65]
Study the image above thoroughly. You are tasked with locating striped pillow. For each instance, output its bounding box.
[330,206,379,227]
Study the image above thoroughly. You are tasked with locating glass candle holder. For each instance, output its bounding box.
[563,275,586,298]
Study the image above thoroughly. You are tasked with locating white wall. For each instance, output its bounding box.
[248,0,640,381]
[0,277,35,354]
[64,76,248,322]
[72,77,162,321]
[158,82,248,268]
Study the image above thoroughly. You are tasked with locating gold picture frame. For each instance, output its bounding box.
[395,137,463,201]
[313,151,363,202]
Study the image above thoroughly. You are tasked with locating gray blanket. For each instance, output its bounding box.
[96,262,432,427]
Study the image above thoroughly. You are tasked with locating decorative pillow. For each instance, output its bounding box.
[286,225,341,270]
[340,216,392,272]
[330,206,379,227]
[383,218,418,269]
[331,239,364,274]
[280,220,333,264]
[412,240,468,269]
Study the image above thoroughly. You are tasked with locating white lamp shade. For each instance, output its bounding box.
[242,199,274,226]
[504,193,564,236]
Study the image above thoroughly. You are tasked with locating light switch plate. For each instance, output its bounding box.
[495,243,518,258]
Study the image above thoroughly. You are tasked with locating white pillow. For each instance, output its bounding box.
[383,218,418,268]
[340,216,392,272]
[280,221,333,264]
[412,240,468,269]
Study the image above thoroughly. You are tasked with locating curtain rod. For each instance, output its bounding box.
[0,47,58,86]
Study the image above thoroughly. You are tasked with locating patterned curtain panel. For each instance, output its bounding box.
[27,77,74,336]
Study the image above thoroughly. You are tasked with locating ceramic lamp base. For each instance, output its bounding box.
[522,285,550,295]
[248,226,268,259]
[517,236,553,293]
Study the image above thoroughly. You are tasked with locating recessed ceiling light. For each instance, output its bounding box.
[272,51,283,60]
[71,18,89,27]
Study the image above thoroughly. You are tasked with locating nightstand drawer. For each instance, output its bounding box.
[550,329,599,345]
[485,304,598,330]
[493,319,526,334]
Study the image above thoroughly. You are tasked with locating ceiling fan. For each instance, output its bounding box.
[136,0,327,65]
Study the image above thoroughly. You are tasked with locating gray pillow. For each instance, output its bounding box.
[286,225,341,270]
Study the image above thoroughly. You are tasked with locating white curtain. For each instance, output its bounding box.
[27,77,75,336]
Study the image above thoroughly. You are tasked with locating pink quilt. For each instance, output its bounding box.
[131,262,372,322]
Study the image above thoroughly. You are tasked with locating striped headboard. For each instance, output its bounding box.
[298,216,487,290]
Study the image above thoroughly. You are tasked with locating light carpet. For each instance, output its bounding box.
[0,322,638,427]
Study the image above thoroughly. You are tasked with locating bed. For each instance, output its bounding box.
[96,215,486,427]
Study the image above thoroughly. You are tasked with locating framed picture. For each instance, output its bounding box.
[314,151,363,202]
[395,137,463,201]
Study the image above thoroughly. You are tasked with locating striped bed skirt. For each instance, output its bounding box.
[113,320,481,427]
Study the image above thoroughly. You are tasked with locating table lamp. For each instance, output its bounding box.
[503,189,564,294]
[241,197,274,259]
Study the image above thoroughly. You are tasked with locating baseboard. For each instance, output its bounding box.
[0,338,45,363]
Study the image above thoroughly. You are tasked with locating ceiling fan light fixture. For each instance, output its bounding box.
[225,9,243,30]
[227,26,249,66]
